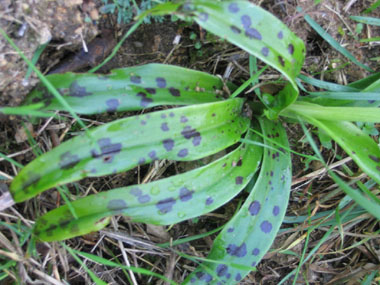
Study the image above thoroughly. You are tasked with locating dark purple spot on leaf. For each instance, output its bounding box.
[226,273,231,279]
[235,176,243,185]
[161,122,169,132]
[198,12,208,22]
[197,273,212,282]
[230,25,241,34]
[190,277,196,283]
[130,75,141,84]
[277,31,283,39]
[161,114,167,119]
[228,3,239,13]
[138,195,151,204]
[130,187,142,197]
[273,206,280,216]
[288,43,294,55]
[241,15,251,28]
[148,150,157,160]
[141,97,153,108]
[91,138,122,163]
[169,112,175,117]
[216,264,228,277]
[261,47,269,56]
[169,87,180,97]
[59,151,80,170]
[248,200,261,216]
[138,157,146,165]
[251,261,257,267]
[235,273,242,281]
[260,220,273,233]
[252,248,260,256]
[163,139,174,151]
[227,227,234,233]
[192,132,201,146]
[108,199,127,211]
[206,197,214,205]
[180,115,188,123]
[145,88,156,94]
[106,99,119,112]
[179,187,194,202]
[156,77,166,88]
[156,197,176,214]
[369,155,380,163]
[140,120,147,125]
[178,148,188,157]
[226,243,247,257]
[181,126,197,139]
[278,56,285,66]
[245,27,262,40]
[237,158,243,166]
[69,81,92,97]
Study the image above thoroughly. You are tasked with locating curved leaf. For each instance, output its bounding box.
[34,130,263,241]
[11,99,249,202]
[177,0,305,113]
[184,117,291,284]
[18,64,228,115]
[299,116,380,185]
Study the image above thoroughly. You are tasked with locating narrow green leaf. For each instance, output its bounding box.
[177,0,305,112]
[303,14,373,72]
[184,118,291,284]
[11,99,249,202]
[308,91,380,101]
[299,116,380,185]
[350,15,380,26]
[21,64,228,115]
[34,130,262,241]
[298,74,360,92]
[282,101,380,122]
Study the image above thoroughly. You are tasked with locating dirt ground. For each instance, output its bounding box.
[0,0,379,284]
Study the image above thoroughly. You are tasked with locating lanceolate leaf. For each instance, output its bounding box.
[10,99,249,202]
[177,0,305,113]
[18,64,228,115]
[184,118,291,284]
[299,116,380,185]
[34,131,263,241]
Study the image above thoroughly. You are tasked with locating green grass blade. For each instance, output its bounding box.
[298,74,360,92]
[184,118,291,284]
[62,243,107,285]
[303,14,373,72]
[0,28,89,133]
[74,250,178,285]
[363,0,380,13]
[177,0,305,112]
[21,64,227,115]
[33,130,262,241]
[350,15,380,26]
[308,91,380,100]
[11,99,249,202]
[282,101,380,122]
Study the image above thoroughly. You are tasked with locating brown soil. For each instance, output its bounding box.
[0,0,379,284]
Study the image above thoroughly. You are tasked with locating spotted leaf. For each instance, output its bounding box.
[16,64,230,115]
[10,99,249,202]
[34,130,262,241]
[184,118,291,284]
[176,0,305,115]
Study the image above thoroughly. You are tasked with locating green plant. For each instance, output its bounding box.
[100,0,170,24]
[1,0,380,284]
